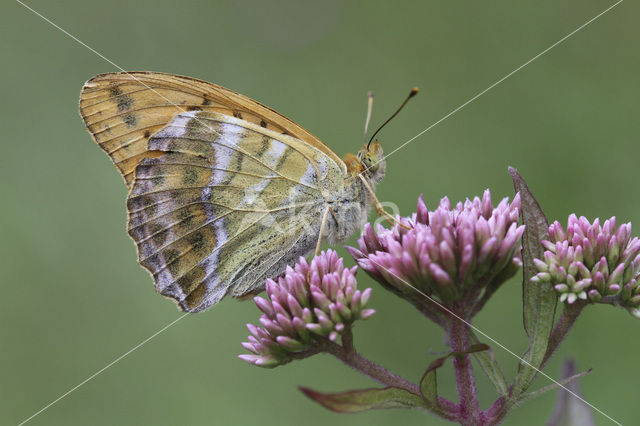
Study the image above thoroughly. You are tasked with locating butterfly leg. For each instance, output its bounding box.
[314,205,333,256]
[358,175,411,230]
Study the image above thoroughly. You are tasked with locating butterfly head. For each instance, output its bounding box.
[354,86,417,184]
[357,140,386,183]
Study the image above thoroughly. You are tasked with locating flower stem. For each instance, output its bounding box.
[322,338,459,420]
[541,302,585,368]
[483,395,508,425]
[323,339,418,392]
[448,304,481,425]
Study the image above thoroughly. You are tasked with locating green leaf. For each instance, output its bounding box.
[419,343,491,404]
[419,355,445,405]
[468,331,508,397]
[509,167,558,400]
[518,368,591,406]
[299,386,426,413]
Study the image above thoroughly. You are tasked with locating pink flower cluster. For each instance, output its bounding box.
[239,250,375,367]
[532,215,640,317]
[347,191,524,305]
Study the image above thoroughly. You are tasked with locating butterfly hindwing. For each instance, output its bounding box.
[79,72,362,312]
[126,111,338,311]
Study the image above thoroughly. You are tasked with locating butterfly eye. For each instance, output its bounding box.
[361,152,380,173]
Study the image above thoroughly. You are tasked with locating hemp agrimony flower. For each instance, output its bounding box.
[239,250,375,367]
[347,191,524,308]
[531,214,640,317]
[240,169,640,425]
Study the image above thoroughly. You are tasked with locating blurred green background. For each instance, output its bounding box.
[2,0,638,424]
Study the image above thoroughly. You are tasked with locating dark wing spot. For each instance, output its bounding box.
[184,116,215,140]
[151,175,165,186]
[257,136,270,157]
[260,120,267,128]
[178,208,194,228]
[183,283,206,310]
[183,168,199,185]
[187,231,206,251]
[232,111,243,119]
[123,113,137,128]
[187,106,202,111]
[275,147,293,169]
[143,130,151,138]
[142,195,158,216]
[130,195,158,217]
[149,224,168,247]
[165,249,182,275]
[116,95,134,112]
[109,86,122,97]
[202,98,211,106]
[176,275,194,294]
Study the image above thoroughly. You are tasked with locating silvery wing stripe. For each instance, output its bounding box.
[300,162,317,186]
[128,116,192,294]
[239,138,287,207]
[129,113,195,197]
[153,110,198,137]
[210,122,244,185]
[279,163,319,207]
[262,138,287,166]
[197,121,245,298]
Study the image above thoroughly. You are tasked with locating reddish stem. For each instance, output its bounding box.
[542,302,585,368]
[448,304,481,425]
[323,337,459,421]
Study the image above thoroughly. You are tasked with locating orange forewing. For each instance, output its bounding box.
[79,72,343,187]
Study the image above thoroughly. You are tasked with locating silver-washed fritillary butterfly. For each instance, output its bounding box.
[80,72,413,312]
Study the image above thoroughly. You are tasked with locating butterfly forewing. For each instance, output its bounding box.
[79,72,345,186]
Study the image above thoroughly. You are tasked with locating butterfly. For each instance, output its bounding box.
[79,72,413,312]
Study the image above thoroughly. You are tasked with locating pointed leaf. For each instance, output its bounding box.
[420,343,490,404]
[468,331,508,397]
[459,343,491,357]
[509,168,558,399]
[420,355,446,405]
[518,368,591,406]
[299,386,426,413]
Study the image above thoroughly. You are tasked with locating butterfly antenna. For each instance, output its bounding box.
[367,87,419,149]
[363,91,374,144]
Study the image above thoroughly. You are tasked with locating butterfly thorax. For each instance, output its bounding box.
[322,140,386,244]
